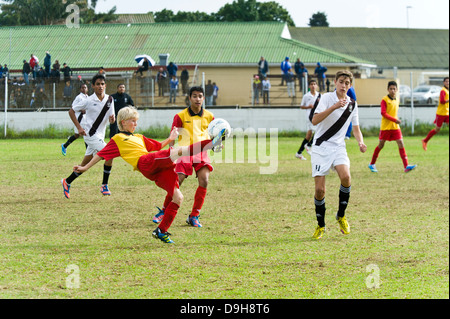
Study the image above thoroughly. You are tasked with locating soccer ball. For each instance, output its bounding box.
[208,118,231,140]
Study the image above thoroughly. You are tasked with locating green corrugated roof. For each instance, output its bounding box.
[0,22,373,70]
[289,27,449,69]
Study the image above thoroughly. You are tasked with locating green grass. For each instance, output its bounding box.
[0,135,448,299]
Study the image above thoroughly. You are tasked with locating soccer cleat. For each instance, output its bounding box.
[152,206,165,224]
[421,139,427,151]
[305,145,312,155]
[211,128,226,148]
[312,225,326,239]
[404,164,417,173]
[101,184,111,196]
[295,153,307,160]
[152,227,174,244]
[186,215,203,228]
[368,164,378,173]
[61,143,67,156]
[336,215,350,235]
[61,178,70,199]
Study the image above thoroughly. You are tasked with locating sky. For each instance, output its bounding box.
[94,0,450,29]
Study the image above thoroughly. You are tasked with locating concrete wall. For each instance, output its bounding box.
[0,106,436,133]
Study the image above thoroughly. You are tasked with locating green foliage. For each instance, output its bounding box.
[151,0,295,26]
[308,11,329,27]
[0,0,117,26]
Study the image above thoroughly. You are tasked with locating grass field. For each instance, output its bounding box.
[0,135,448,299]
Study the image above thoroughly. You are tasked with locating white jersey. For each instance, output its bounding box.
[72,93,115,141]
[71,93,88,134]
[313,91,359,147]
[301,91,320,122]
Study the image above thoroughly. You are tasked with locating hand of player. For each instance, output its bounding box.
[396,119,401,124]
[109,115,115,124]
[359,142,367,153]
[333,99,347,110]
[169,127,179,141]
[77,127,86,136]
[73,165,87,173]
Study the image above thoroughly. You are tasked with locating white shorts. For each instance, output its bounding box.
[311,144,350,177]
[84,135,106,156]
[306,119,316,132]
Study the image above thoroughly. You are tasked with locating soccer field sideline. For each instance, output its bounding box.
[0,136,448,299]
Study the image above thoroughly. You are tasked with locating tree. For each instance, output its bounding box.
[151,0,295,25]
[0,0,117,26]
[308,11,329,27]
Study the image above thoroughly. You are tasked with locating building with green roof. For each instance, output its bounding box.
[1,21,378,106]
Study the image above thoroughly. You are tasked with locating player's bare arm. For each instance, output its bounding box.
[161,128,179,149]
[68,108,86,136]
[352,125,367,153]
[73,154,103,173]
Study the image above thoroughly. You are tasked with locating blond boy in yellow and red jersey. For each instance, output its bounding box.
[422,77,449,150]
[153,86,215,228]
[369,81,416,173]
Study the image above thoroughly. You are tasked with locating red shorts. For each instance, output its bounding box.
[175,151,213,177]
[137,149,179,197]
[379,129,403,141]
[434,114,449,127]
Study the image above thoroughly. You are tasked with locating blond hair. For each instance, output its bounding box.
[117,106,139,131]
[335,70,354,83]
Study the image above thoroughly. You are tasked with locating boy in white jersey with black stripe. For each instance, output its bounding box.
[310,70,367,239]
[60,74,115,199]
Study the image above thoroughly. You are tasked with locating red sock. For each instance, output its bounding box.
[159,202,179,233]
[371,146,381,165]
[188,140,213,156]
[424,129,437,143]
[191,186,207,217]
[399,148,408,168]
[162,194,172,210]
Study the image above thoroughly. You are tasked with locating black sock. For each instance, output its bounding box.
[64,135,78,148]
[297,138,309,154]
[315,197,326,227]
[337,185,351,218]
[103,165,112,185]
[66,171,82,185]
[307,134,314,147]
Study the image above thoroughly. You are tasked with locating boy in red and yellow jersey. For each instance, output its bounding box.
[422,77,449,150]
[73,106,223,244]
[369,81,416,173]
[153,86,215,228]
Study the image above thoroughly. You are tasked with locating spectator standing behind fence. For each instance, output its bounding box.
[63,81,73,106]
[2,65,8,78]
[44,51,51,78]
[252,75,261,104]
[167,62,178,78]
[180,67,189,95]
[169,76,179,105]
[34,87,48,109]
[53,60,61,73]
[30,54,38,80]
[156,67,167,97]
[286,69,296,98]
[213,82,219,105]
[262,76,271,105]
[315,62,327,92]
[295,58,307,92]
[22,60,31,85]
[280,57,291,86]
[61,63,73,83]
[205,80,214,106]
[258,56,269,78]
